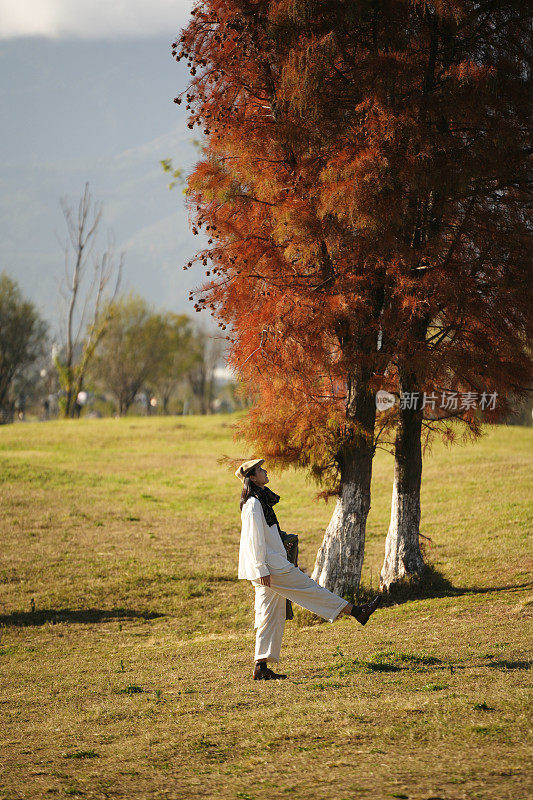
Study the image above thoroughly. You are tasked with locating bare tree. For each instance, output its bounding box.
[55,183,122,417]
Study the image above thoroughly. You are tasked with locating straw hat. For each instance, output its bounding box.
[234,458,264,481]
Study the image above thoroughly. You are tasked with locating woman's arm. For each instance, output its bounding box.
[246,501,270,581]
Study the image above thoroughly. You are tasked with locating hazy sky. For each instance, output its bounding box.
[0,0,195,39]
[0,0,212,331]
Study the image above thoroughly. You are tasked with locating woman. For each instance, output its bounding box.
[236,458,382,680]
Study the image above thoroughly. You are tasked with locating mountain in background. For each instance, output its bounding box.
[0,36,207,330]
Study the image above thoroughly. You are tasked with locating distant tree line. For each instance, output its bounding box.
[0,184,244,423]
[0,272,242,422]
[87,292,228,417]
[0,267,529,425]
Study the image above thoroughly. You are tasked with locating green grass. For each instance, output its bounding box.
[0,415,531,800]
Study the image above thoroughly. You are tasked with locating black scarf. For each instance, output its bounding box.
[248,483,281,529]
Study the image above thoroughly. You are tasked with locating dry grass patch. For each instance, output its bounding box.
[0,416,531,799]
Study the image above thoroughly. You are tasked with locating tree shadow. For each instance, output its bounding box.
[371,564,533,607]
[0,608,165,627]
[450,582,533,597]
[486,659,532,671]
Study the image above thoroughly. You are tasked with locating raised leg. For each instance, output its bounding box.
[253,565,348,623]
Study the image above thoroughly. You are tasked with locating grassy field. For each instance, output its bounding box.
[0,415,531,800]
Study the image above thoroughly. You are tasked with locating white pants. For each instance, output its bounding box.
[251,564,348,663]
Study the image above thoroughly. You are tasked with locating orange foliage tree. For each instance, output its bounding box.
[174,0,532,596]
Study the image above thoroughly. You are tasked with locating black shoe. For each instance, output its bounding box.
[252,662,287,680]
[350,594,382,626]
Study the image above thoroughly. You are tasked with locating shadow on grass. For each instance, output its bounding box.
[294,566,531,626]
[336,563,458,607]
[487,659,532,671]
[0,608,165,627]
[355,564,533,607]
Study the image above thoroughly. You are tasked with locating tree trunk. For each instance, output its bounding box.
[312,379,376,597]
[380,400,425,592]
[65,386,75,418]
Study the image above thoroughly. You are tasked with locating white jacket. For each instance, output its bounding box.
[238,496,292,580]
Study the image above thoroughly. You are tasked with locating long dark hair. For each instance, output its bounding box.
[239,469,257,510]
